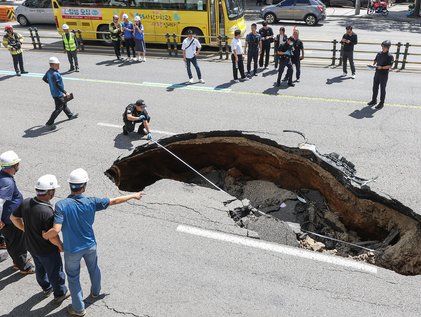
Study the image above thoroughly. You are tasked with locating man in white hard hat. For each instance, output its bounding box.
[42,56,78,130]
[0,151,34,274]
[11,175,69,303]
[62,24,79,72]
[43,168,143,316]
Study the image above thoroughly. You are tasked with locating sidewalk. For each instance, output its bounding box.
[246,2,421,24]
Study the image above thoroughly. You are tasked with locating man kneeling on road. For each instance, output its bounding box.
[122,99,152,140]
[42,168,143,317]
[11,175,69,304]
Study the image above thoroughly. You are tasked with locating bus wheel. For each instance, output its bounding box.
[182,28,205,44]
[97,25,112,44]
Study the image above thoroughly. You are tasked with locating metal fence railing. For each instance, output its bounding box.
[17,28,421,71]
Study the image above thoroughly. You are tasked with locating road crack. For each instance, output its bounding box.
[101,301,151,317]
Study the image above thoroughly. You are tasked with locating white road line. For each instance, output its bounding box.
[176,224,378,274]
[97,122,176,135]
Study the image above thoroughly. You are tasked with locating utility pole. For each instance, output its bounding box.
[355,0,361,15]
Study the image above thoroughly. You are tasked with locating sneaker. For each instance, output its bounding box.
[351,74,355,79]
[123,126,128,135]
[20,267,35,275]
[288,82,295,87]
[253,72,258,77]
[43,287,54,297]
[54,291,70,304]
[21,71,28,74]
[143,57,146,62]
[67,305,86,317]
[75,68,79,72]
[45,124,57,131]
[16,72,21,76]
[342,72,347,77]
[199,79,205,84]
[89,292,99,300]
[367,100,377,106]
[188,78,194,84]
[375,103,384,109]
[240,77,249,81]
[282,78,288,82]
[232,79,240,83]
[68,113,79,120]
[275,81,281,87]
[69,67,75,72]
[296,78,300,83]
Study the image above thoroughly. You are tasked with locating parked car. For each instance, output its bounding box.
[261,0,327,26]
[15,0,54,26]
[320,0,369,7]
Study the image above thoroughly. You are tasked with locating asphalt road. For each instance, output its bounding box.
[0,48,420,317]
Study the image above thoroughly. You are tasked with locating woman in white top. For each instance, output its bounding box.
[231,29,246,82]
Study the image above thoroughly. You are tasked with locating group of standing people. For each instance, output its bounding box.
[0,150,143,316]
[109,14,146,62]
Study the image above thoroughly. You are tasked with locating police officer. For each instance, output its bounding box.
[43,57,78,130]
[274,27,287,69]
[62,24,79,72]
[340,25,357,79]
[367,40,394,109]
[276,37,294,87]
[109,15,123,60]
[2,25,28,76]
[123,99,152,140]
[245,23,261,78]
[258,22,274,69]
[290,29,304,83]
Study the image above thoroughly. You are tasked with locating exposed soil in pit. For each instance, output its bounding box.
[105,131,421,275]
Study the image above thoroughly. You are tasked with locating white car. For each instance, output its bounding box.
[15,0,54,26]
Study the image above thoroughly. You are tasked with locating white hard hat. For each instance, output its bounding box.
[68,168,89,184]
[49,56,60,64]
[0,150,21,168]
[62,24,69,30]
[134,16,140,21]
[122,13,128,19]
[35,174,60,191]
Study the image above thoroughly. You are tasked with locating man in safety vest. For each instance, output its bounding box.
[2,25,28,76]
[62,24,79,72]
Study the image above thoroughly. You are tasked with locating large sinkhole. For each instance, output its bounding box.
[105,131,421,276]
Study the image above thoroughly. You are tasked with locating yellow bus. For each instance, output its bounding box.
[51,0,246,44]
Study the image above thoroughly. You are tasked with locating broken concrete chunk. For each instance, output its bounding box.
[242,180,297,209]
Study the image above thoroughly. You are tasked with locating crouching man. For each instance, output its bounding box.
[122,99,152,140]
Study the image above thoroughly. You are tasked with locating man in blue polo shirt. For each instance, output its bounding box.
[0,150,34,274]
[43,168,143,317]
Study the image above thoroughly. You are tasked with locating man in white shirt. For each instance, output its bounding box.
[182,30,204,84]
[231,29,247,82]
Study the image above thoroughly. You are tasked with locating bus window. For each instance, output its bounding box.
[225,0,245,20]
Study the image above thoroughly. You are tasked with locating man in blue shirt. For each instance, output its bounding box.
[245,24,262,78]
[121,14,135,60]
[42,56,78,130]
[43,168,143,317]
[0,150,34,274]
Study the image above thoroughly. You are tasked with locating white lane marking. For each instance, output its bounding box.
[97,122,175,135]
[176,224,378,274]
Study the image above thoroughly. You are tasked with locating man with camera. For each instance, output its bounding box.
[122,99,152,139]
[2,25,28,76]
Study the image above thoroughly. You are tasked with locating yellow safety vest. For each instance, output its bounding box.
[2,33,23,55]
[62,32,77,51]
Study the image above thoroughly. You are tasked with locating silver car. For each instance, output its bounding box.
[261,0,326,26]
[15,0,54,26]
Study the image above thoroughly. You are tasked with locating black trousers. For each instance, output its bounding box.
[277,58,293,84]
[124,38,135,58]
[292,57,301,80]
[372,72,388,103]
[259,42,271,68]
[67,50,78,69]
[247,50,258,75]
[1,224,32,271]
[231,54,245,80]
[33,252,67,297]
[46,96,73,126]
[342,51,355,75]
[112,39,121,58]
[12,53,24,73]
[124,119,150,134]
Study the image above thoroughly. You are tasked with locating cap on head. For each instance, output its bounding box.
[122,13,128,19]
[49,56,60,64]
[346,25,352,30]
[134,15,141,22]
[0,150,21,168]
[187,29,194,35]
[35,174,60,192]
[381,40,391,48]
[135,99,146,107]
[68,168,89,190]
[62,24,69,30]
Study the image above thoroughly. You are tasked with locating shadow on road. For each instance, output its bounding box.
[114,132,143,150]
[23,125,61,138]
[262,83,290,95]
[166,81,196,91]
[0,268,24,292]
[349,105,379,119]
[0,75,16,81]
[214,81,235,89]
[96,59,122,66]
[326,75,351,84]
[262,69,278,77]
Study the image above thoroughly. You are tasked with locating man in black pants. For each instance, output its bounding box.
[341,25,358,79]
[2,25,28,76]
[231,30,247,82]
[109,15,122,60]
[367,40,394,110]
[289,29,304,82]
[274,27,287,69]
[276,37,294,87]
[258,22,274,69]
[123,99,152,139]
[245,24,261,77]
